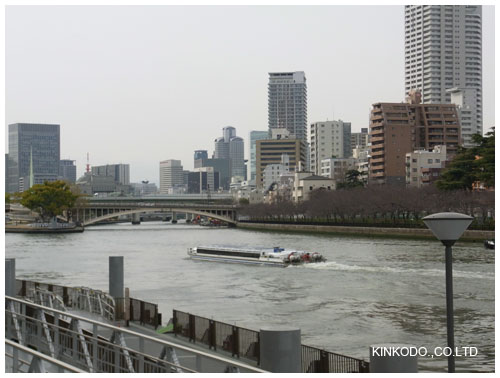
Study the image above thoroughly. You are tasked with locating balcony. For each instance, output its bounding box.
[370,157,385,165]
[371,136,385,144]
[370,171,385,178]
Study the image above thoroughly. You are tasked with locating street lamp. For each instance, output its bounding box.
[422,212,473,373]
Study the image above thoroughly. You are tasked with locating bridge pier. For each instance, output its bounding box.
[171,212,177,224]
[131,213,141,225]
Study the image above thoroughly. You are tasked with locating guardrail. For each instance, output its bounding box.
[173,310,260,364]
[172,309,369,373]
[6,339,87,373]
[16,280,161,328]
[129,297,161,328]
[5,296,267,373]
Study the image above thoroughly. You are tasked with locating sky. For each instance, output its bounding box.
[5,5,496,184]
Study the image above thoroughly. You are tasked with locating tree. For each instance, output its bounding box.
[20,180,79,221]
[436,129,495,191]
[337,170,365,189]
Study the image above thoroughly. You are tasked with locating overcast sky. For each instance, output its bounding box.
[5,5,495,184]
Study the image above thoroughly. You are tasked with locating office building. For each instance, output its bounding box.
[369,92,460,185]
[310,120,352,175]
[92,164,130,185]
[194,150,208,161]
[159,159,184,194]
[256,129,307,189]
[249,131,270,181]
[7,123,60,192]
[405,5,482,146]
[188,167,220,194]
[194,157,231,191]
[59,160,77,183]
[213,126,244,180]
[268,72,307,142]
[406,145,448,188]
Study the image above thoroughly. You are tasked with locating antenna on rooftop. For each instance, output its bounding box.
[86,153,90,173]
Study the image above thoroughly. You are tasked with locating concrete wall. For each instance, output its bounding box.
[236,222,493,242]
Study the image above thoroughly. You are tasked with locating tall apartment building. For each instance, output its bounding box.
[59,159,77,183]
[159,159,184,194]
[92,164,130,185]
[351,128,369,150]
[405,5,482,147]
[7,123,60,192]
[249,131,269,181]
[268,72,307,142]
[256,129,307,189]
[310,120,351,175]
[369,93,460,185]
[214,126,245,179]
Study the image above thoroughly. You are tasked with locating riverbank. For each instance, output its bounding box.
[236,222,493,242]
[5,224,84,233]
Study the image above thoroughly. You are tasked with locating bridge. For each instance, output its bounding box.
[71,194,240,226]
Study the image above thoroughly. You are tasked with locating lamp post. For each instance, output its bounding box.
[422,212,473,373]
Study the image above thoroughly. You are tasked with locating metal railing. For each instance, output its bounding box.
[17,279,115,321]
[301,344,369,373]
[173,309,369,373]
[129,297,161,328]
[173,310,260,364]
[16,279,162,328]
[6,339,87,373]
[5,296,267,373]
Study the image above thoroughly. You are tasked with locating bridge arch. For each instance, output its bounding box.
[82,207,236,226]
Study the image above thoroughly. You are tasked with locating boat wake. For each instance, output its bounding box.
[292,261,494,280]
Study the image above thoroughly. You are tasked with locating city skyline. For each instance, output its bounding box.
[5,5,495,184]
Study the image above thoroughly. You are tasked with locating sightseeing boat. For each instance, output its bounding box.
[187,246,326,266]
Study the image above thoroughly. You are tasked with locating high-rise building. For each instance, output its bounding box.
[404,5,482,146]
[59,159,77,183]
[310,120,352,175]
[213,126,244,180]
[369,93,460,185]
[249,131,270,181]
[92,164,130,185]
[159,159,184,194]
[7,123,60,192]
[268,72,307,142]
[194,150,208,161]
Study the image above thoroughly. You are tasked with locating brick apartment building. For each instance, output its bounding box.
[369,91,460,185]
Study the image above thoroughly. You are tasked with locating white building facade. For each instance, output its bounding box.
[405,145,448,187]
[310,120,352,175]
[159,159,184,194]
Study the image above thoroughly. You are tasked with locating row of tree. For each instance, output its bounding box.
[240,185,494,226]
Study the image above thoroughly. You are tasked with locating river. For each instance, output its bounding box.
[5,221,495,372]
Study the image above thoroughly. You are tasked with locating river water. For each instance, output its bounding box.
[5,221,495,372]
